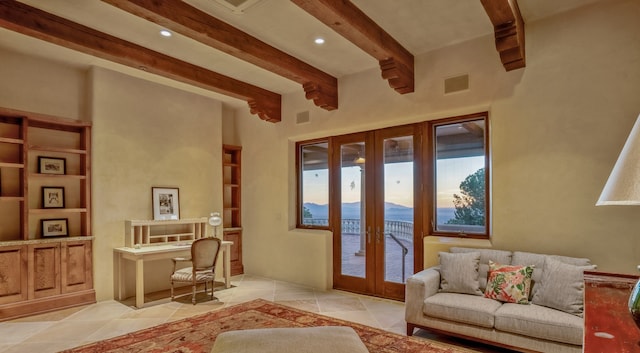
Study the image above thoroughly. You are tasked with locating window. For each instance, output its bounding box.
[296,140,330,228]
[295,113,490,239]
[431,114,489,237]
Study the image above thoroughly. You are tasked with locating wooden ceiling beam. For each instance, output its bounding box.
[480,0,525,71]
[102,0,338,111]
[0,1,281,122]
[292,0,414,94]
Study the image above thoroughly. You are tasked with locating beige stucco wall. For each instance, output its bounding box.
[235,0,640,288]
[89,67,223,300]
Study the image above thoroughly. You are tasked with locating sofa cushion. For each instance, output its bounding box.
[423,292,502,328]
[511,251,593,300]
[484,261,534,304]
[531,257,596,317]
[450,247,512,291]
[495,303,583,346]
[439,251,482,295]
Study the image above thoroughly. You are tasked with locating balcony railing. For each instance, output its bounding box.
[302,218,414,242]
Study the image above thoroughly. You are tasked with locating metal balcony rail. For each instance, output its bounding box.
[302,218,414,242]
[386,232,408,282]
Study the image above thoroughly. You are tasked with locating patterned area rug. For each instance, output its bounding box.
[61,299,475,353]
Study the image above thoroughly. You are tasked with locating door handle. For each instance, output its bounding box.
[376,227,381,243]
[366,226,371,244]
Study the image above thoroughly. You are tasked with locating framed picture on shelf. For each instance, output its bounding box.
[152,187,180,220]
[41,218,69,237]
[38,156,66,175]
[42,186,65,208]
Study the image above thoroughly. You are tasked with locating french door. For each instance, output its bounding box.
[331,124,422,300]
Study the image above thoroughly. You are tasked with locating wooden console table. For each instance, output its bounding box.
[583,271,640,352]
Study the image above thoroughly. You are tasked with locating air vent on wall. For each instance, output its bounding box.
[444,74,469,94]
[214,0,263,14]
[296,111,310,124]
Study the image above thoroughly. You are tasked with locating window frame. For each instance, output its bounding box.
[296,138,331,230]
[426,112,490,239]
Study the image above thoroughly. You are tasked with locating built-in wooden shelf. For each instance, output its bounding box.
[29,145,87,155]
[0,106,94,321]
[0,162,23,168]
[29,208,88,214]
[29,173,87,179]
[0,137,23,144]
[222,145,243,275]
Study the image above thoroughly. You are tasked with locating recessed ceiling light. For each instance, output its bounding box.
[314,37,325,45]
[160,29,172,37]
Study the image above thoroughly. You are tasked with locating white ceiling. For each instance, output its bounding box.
[1,0,603,108]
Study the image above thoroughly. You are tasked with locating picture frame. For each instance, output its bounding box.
[152,187,180,220]
[42,186,65,208]
[38,156,66,175]
[41,218,69,237]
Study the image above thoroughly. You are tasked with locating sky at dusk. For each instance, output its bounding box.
[303,156,484,208]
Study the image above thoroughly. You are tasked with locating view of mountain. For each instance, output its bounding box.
[304,202,456,223]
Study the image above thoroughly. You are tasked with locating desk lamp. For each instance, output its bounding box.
[209,212,223,238]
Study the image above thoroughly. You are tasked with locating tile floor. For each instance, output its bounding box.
[0,275,511,353]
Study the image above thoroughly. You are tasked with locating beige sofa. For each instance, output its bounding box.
[405,247,595,353]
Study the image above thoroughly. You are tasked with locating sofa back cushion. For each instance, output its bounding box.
[450,247,512,291]
[439,251,483,295]
[531,257,596,317]
[511,251,593,300]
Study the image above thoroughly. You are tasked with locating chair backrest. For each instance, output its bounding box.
[191,237,221,270]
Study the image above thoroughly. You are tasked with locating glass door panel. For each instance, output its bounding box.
[382,135,414,284]
[340,142,366,279]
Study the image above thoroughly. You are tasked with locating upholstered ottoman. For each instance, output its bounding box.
[211,326,369,353]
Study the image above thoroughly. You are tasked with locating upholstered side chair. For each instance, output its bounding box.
[170,237,222,304]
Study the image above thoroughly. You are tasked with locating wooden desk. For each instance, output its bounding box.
[583,271,640,353]
[114,241,232,308]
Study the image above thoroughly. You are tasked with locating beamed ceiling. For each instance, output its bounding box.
[0,0,602,123]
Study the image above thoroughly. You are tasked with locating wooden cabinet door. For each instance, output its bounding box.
[223,230,243,275]
[0,245,28,304]
[61,240,93,293]
[28,243,61,299]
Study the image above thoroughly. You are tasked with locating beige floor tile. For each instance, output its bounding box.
[323,309,381,328]
[22,320,110,343]
[275,299,320,313]
[85,318,169,341]
[317,297,367,312]
[0,322,54,344]
[64,300,134,321]
[120,303,179,319]
[274,288,317,301]
[226,288,275,303]
[1,340,85,353]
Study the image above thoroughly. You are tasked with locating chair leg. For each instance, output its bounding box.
[192,283,197,305]
[170,280,174,301]
[210,280,214,300]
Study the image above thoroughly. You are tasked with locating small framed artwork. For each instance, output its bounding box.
[42,186,65,208]
[152,187,180,220]
[41,218,69,237]
[38,156,66,175]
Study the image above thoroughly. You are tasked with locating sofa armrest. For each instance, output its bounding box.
[405,267,441,326]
